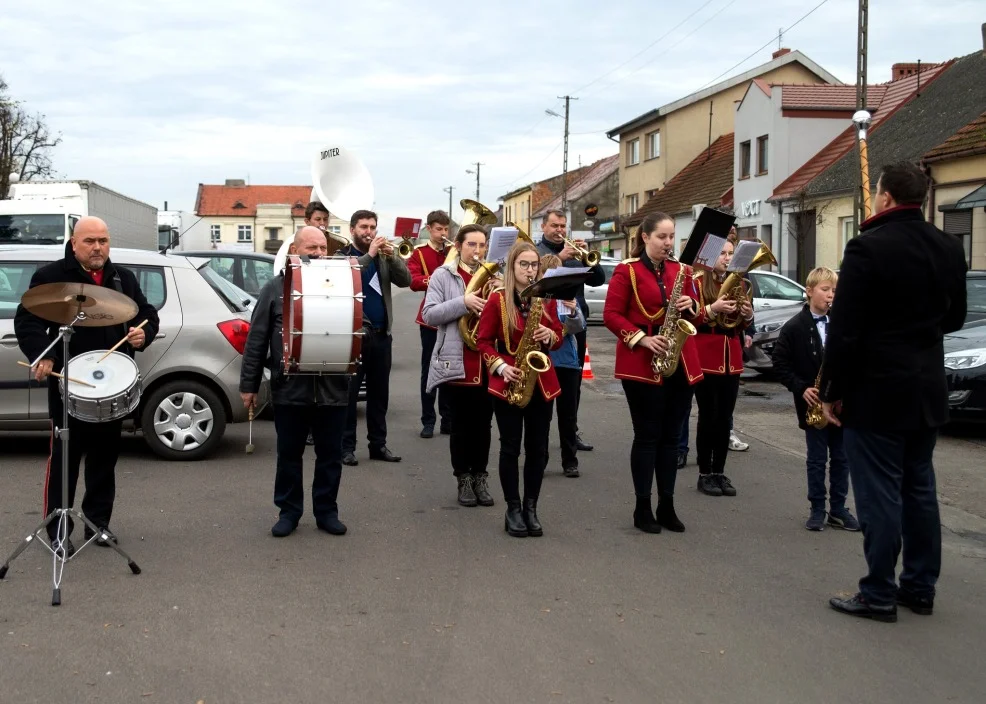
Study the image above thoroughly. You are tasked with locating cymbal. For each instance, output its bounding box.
[20,282,138,327]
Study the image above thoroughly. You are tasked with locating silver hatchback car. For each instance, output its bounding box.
[0,246,269,460]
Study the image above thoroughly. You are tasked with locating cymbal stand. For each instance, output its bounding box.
[0,312,141,606]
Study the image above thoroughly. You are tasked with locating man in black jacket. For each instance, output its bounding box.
[240,227,351,538]
[535,209,606,461]
[821,161,967,622]
[15,217,160,554]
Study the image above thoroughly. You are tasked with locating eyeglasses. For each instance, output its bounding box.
[517,261,540,270]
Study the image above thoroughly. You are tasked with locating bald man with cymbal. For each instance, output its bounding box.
[239,227,352,538]
[14,216,160,557]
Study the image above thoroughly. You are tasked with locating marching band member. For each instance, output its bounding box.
[476,241,564,538]
[408,210,455,439]
[603,211,703,534]
[692,238,753,497]
[420,224,495,508]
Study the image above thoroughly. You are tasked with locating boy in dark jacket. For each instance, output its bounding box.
[771,267,859,532]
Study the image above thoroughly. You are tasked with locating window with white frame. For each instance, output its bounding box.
[237,224,253,242]
[328,225,341,235]
[626,193,639,214]
[627,139,640,166]
[647,131,660,159]
[210,224,221,243]
[840,216,855,254]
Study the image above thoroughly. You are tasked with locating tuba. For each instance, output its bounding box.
[275,145,373,273]
[458,218,536,351]
[716,239,777,329]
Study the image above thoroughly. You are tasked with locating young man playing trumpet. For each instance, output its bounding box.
[408,210,454,439]
[421,224,495,507]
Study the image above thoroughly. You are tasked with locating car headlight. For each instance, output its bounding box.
[754,322,782,335]
[944,348,986,370]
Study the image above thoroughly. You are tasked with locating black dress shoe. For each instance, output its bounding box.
[829,593,897,622]
[369,446,401,462]
[342,452,358,466]
[51,536,75,558]
[504,501,527,538]
[563,465,580,478]
[632,496,662,534]
[85,526,118,547]
[271,517,297,537]
[315,514,347,535]
[420,425,434,439]
[676,452,687,469]
[576,434,593,451]
[522,497,543,537]
[896,588,934,615]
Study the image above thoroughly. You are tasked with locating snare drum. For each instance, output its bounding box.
[59,350,142,423]
[282,255,363,374]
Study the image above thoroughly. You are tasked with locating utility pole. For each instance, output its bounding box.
[557,95,578,215]
[443,186,455,227]
[465,162,484,201]
[853,0,869,233]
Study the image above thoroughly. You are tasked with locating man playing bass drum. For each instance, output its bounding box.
[420,224,496,508]
[603,212,704,535]
[476,241,564,539]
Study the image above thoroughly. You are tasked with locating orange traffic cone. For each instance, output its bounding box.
[582,343,595,380]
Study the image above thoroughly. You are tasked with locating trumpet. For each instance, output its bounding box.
[396,237,416,259]
[562,237,601,267]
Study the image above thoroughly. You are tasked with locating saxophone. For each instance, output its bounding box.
[506,295,551,408]
[651,261,697,378]
[805,367,828,429]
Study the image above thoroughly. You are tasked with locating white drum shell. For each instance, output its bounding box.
[59,350,142,423]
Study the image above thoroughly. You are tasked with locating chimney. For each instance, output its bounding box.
[772,47,791,60]
[225,179,246,187]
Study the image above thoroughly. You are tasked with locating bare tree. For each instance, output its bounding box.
[785,189,831,283]
[0,75,62,199]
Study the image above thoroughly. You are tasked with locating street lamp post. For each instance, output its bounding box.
[465,162,483,201]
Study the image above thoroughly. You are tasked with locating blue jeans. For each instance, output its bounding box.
[804,426,849,511]
[273,404,347,523]
[844,427,941,606]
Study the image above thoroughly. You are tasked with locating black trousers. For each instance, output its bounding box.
[446,383,494,477]
[273,403,346,522]
[343,329,391,453]
[694,374,740,474]
[494,394,554,502]
[575,328,587,433]
[622,368,692,499]
[844,427,941,606]
[546,367,581,470]
[44,403,123,540]
[419,326,452,429]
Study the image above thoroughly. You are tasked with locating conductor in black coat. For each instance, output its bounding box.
[821,162,967,622]
[14,217,160,552]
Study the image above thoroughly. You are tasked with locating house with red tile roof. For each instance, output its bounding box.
[194,179,348,254]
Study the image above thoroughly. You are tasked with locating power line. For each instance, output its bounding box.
[492,140,563,191]
[697,0,832,90]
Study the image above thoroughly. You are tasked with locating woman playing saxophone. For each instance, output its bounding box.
[476,241,564,538]
[421,224,496,509]
[603,212,704,534]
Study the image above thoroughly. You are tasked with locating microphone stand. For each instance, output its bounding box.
[0,309,141,606]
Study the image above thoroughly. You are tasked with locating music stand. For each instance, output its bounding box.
[0,293,141,606]
[679,207,736,266]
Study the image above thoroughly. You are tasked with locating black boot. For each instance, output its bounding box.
[656,494,685,532]
[457,475,478,507]
[633,496,662,534]
[504,501,527,538]
[472,473,495,507]
[522,497,543,537]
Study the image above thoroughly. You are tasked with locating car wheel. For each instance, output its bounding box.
[140,380,227,461]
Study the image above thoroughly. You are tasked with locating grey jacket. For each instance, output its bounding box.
[421,263,470,393]
[341,244,412,335]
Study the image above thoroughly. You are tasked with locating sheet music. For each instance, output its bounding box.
[693,234,727,271]
[543,266,591,279]
[727,240,761,272]
[487,227,519,263]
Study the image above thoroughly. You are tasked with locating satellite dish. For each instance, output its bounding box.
[275,145,374,273]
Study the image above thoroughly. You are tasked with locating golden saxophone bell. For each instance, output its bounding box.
[526,350,550,373]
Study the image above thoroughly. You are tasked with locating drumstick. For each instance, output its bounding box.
[17,361,97,388]
[245,406,255,454]
[98,320,148,363]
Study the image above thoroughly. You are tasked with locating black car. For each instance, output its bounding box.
[945,272,986,421]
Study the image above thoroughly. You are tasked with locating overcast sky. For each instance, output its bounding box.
[1,0,981,234]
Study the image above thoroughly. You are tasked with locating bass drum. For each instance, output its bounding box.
[282,255,363,375]
[59,350,142,423]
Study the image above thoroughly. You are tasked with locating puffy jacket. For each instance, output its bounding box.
[421,263,469,393]
[239,274,349,406]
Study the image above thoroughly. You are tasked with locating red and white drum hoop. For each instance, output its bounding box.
[282,255,363,374]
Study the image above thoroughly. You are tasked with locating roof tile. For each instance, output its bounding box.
[195,185,313,217]
[780,84,887,111]
[533,155,619,217]
[924,110,986,161]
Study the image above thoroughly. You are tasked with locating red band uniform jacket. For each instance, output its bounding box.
[692,272,745,376]
[603,257,705,386]
[476,289,565,402]
[407,242,449,329]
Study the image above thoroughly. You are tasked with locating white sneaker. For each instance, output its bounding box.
[728,433,749,451]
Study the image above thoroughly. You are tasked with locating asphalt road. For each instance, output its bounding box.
[1,288,984,704]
